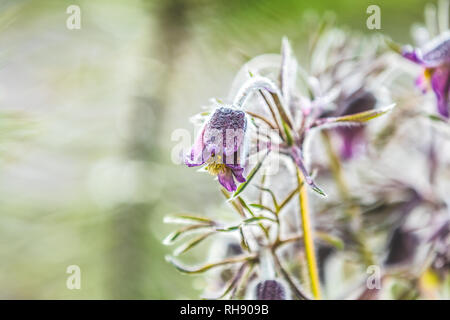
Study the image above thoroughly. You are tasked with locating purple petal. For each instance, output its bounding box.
[185,158,206,167]
[336,126,366,160]
[217,168,237,192]
[185,124,208,167]
[402,47,424,65]
[431,67,450,118]
[230,166,246,183]
[403,34,450,68]
[422,34,450,67]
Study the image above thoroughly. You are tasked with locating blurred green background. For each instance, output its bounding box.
[0,0,431,299]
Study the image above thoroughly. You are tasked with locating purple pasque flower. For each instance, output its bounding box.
[402,32,450,118]
[186,106,247,192]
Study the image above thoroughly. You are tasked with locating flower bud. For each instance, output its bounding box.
[255,279,287,300]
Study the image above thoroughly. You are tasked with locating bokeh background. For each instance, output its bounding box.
[0,0,433,299]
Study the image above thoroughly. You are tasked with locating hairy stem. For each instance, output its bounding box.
[258,90,286,141]
[296,168,322,299]
[246,110,277,130]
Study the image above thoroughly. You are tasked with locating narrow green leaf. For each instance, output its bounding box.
[278,188,299,211]
[216,225,240,232]
[427,113,448,123]
[243,216,277,224]
[173,232,214,256]
[216,216,275,233]
[238,196,271,239]
[239,226,249,252]
[255,186,279,210]
[315,104,396,127]
[270,91,293,129]
[232,150,269,198]
[238,197,255,217]
[166,254,255,274]
[164,214,214,225]
[204,263,248,299]
[249,203,275,213]
[221,188,245,217]
[282,119,294,146]
[316,231,345,250]
[311,184,327,197]
[249,203,266,209]
[163,224,210,245]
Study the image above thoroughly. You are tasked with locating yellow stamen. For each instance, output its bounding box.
[424,68,434,81]
[205,162,227,175]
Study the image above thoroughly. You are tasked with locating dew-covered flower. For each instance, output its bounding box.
[402,32,450,118]
[186,106,248,192]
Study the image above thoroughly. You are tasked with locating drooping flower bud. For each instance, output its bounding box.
[255,279,287,300]
[186,106,248,192]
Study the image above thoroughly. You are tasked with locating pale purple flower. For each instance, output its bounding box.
[326,90,377,160]
[402,33,450,118]
[186,107,247,192]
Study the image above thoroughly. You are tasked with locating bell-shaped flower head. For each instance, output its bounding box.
[185,106,247,192]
